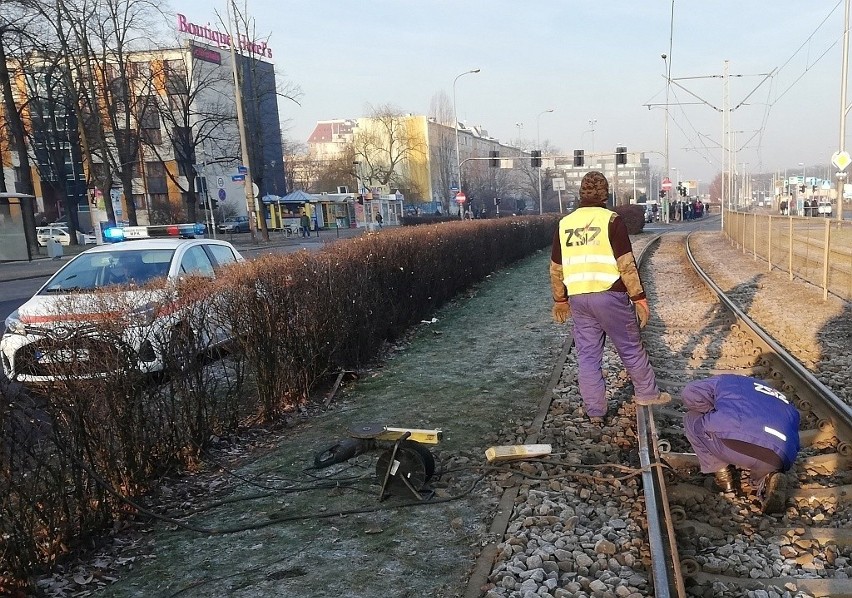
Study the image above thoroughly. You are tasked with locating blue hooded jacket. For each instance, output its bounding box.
[681,375,800,469]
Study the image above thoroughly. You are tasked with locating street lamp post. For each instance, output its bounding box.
[537,108,554,215]
[588,118,597,154]
[515,122,524,156]
[453,68,480,216]
[662,53,671,224]
[837,0,850,221]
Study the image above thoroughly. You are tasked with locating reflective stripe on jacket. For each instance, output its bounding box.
[558,207,620,296]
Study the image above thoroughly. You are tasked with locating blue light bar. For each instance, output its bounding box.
[103,227,126,242]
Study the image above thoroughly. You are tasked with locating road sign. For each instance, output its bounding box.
[552,178,566,191]
[455,191,467,203]
[218,188,226,201]
[661,177,672,191]
[232,174,245,182]
[237,165,248,174]
[832,150,851,171]
[216,176,225,188]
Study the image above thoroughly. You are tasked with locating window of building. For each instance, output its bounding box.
[139,96,160,130]
[141,128,162,145]
[145,161,168,194]
[164,60,188,95]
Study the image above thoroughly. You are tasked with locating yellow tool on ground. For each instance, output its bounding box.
[485,444,552,463]
[350,424,443,445]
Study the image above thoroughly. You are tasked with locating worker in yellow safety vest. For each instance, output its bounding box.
[549,171,670,424]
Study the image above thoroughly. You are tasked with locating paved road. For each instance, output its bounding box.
[0,227,366,321]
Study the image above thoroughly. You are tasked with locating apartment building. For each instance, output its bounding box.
[1,35,285,229]
[307,114,526,214]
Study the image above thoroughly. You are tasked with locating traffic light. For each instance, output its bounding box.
[659,189,666,199]
[615,146,627,165]
[800,185,806,193]
[531,149,542,168]
[357,194,364,205]
[573,149,584,167]
[494,197,501,206]
[681,186,687,197]
[489,150,499,167]
[210,197,219,210]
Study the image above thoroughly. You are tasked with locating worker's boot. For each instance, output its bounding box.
[760,472,788,515]
[713,465,739,493]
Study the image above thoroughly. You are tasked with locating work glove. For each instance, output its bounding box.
[633,299,650,329]
[552,301,571,324]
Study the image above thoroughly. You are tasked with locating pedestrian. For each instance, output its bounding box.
[375,212,383,229]
[549,171,670,424]
[680,374,800,514]
[300,211,311,238]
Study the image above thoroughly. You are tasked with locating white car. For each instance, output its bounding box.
[36,226,96,246]
[818,200,833,216]
[1,238,244,383]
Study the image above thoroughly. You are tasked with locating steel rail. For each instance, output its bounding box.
[685,231,852,442]
[633,235,686,597]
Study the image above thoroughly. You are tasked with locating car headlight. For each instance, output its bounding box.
[4,310,25,335]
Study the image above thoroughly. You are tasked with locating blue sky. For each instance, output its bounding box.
[177,1,846,185]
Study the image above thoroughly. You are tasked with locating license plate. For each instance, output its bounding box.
[36,349,90,364]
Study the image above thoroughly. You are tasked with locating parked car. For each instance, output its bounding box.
[1,238,244,383]
[217,216,250,233]
[36,226,97,246]
[818,200,833,216]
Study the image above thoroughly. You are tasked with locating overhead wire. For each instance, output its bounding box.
[665,1,843,176]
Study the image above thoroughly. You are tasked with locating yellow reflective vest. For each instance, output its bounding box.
[557,207,621,296]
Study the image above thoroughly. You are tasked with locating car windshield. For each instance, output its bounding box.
[40,249,175,293]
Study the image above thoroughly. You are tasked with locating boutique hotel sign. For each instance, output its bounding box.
[177,13,273,59]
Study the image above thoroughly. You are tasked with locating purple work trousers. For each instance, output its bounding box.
[570,291,660,417]
[683,411,778,488]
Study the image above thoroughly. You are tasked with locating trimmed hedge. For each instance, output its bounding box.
[0,215,558,588]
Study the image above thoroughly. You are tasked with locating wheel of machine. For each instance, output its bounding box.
[375,443,428,496]
[399,440,435,481]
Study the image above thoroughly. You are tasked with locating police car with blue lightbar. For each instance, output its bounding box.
[1,224,244,383]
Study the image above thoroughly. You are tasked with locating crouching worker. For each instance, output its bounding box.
[681,374,800,514]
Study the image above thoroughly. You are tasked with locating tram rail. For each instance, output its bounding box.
[638,231,852,598]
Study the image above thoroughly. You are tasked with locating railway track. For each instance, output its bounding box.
[482,230,852,598]
[643,232,852,598]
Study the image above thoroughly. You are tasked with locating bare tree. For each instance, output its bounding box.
[143,46,238,223]
[22,50,87,242]
[0,5,39,250]
[352,104,425,195]
[427,121,455,214]
[428,91,454,127]
[224,0,300,240]
[281,136,305,192]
